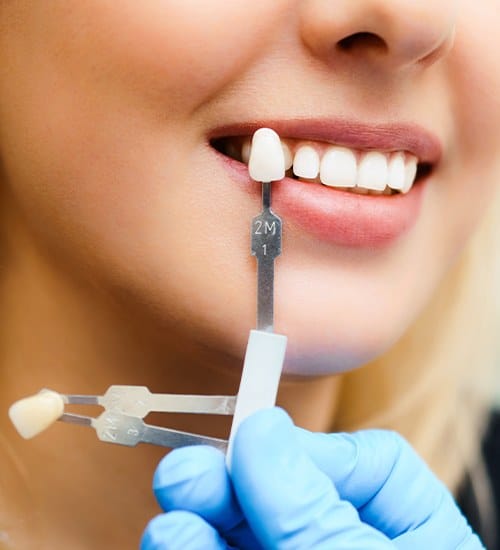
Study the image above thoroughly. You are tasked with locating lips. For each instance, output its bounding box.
[209,118,442,165]
[208,118,441,248]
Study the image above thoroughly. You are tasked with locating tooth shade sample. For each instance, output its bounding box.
[248,128,285,182]
[357,152,388,191]
[9,390,65,439]
[293,145,320,179]
[320,146,357,187]
[282,142,293,170]
[244,139,291,169]
[388,152,406,190]
[403,155,418,193]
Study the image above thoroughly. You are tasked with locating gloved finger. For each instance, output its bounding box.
[231,408,393,549]
[153,445,262,549]
[393,504,483,549]
[140,510,229,550]
[297,428,477,546]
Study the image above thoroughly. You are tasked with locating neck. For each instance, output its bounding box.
[0,224,340,549]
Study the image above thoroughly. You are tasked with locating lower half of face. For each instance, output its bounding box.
[0,1,499,376]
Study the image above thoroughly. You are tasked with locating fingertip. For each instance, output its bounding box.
[141,514,169,550]
[152,445,243,532]
[141,511,226,550]
[296,428,360,464]
[234,407,293,446]
[230,406,302,500]
[153,445,225,493]
[231,407,297,479]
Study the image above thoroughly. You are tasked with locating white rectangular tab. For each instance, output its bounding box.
[226,329,287,470]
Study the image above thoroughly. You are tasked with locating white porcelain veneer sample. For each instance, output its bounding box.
[9,390,65,439]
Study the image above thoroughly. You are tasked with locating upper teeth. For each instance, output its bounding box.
[240,131,419,194]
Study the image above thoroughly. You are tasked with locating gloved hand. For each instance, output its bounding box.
[140,407,484,550]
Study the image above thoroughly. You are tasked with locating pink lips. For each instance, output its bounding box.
[209,118,441,248]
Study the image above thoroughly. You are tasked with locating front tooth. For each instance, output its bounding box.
[293,145,320,179]
[320,146,357,187]
[357,152,388,191]
[282,142,293,170]
[248,128,285,182]
[387,152,406,191]
[402,155,418,193]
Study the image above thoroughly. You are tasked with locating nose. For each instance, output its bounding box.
[299,0,457,72]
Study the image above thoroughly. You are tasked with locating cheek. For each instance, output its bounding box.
[448,4,500,198]
[1,1,292,133]
[431,3,500,256]
[52,0,291,114]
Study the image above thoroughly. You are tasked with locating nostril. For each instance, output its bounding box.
[337,32,388,54]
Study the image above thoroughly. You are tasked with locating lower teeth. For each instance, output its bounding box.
[292,174,398,196]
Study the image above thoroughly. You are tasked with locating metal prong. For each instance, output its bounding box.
[63,395,99,406]
[59,413,93,427]
[62,388,236,416]
[141,423,228,452]
[143,394,236,415]
[58,411,227,451]
[262,181,271,209]
[57,388,234,452]
[251,181,282,332]
[91,411,228,451]
[98,386,236,417]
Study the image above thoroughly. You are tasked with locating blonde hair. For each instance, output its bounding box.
[334,187,500,493]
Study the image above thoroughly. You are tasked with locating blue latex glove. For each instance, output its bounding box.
[141,407,484,549]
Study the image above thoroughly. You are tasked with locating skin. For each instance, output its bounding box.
[0,0,499,547]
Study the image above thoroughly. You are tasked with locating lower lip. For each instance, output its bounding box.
[217,152,428,248]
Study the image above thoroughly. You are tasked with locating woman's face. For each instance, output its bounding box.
[1,1,498,374]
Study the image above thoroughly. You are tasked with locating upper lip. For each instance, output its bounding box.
[209,118,442,165]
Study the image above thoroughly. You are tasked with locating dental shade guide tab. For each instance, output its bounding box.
[7,127,288,457]
[226,127,288,469]
[249,127,285,332]
[9,386,235,449]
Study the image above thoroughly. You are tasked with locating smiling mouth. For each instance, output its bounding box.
[208,120,441,247]
[211,135,433,196]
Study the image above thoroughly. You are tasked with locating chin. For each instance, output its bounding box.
[280,346,373,377]
[277,319,405,377]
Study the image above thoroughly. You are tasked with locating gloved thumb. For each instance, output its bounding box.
[231,407,393,549]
